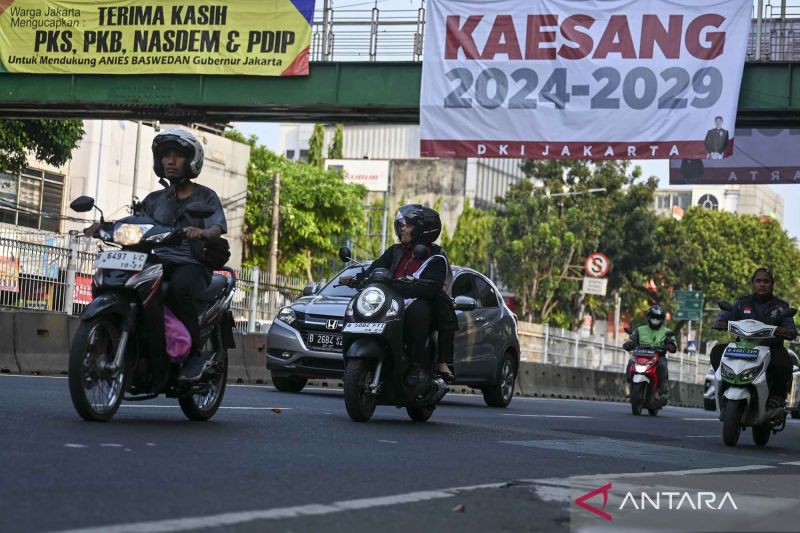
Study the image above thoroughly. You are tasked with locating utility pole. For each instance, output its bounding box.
[268,172,281,286]
[613,289,621,343]
[131,121,142,209]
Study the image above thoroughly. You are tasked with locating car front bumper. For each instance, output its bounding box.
[266,319,345,379]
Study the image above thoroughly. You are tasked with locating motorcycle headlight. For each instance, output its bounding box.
[277,307,296,325]
[737,362,765,383]
[356,287,386,317]
[635,364,649,373]
[114,223,152,245]
[385,299,400,318]
[721,363,736,381]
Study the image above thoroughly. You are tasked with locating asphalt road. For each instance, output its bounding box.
[3,374,800,533]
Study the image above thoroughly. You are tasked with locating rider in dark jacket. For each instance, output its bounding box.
[341,204,459,383]
[712,267,797,407]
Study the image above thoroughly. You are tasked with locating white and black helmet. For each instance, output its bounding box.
[647,304,666,329]
[151,128,204,180]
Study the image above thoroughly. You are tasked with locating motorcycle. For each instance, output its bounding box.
[66,195,236,422]
[624,335,669,416]
[337,246,452,422]
[714,300,796,447]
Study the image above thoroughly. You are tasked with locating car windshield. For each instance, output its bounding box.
[317,266,363,298]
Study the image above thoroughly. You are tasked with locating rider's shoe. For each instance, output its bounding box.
[623,381,631,399]
[437,362,455,383]
[178,350,207,382]
[767,395,787,410]
[404,364,430,388]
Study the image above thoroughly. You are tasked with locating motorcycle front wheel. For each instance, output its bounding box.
[179,327,228,421]
[752,422,771,446]
[343,358,377,422]
[407,406,434,422]
[68,317,127,422]
[722,399,743,446]
[630,383,645,416]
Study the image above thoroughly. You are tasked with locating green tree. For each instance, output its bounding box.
[307,123,326,168]
[441,200,494,272]
[243,141,367,280]
[0,119,84,174]
[327,124,344,160]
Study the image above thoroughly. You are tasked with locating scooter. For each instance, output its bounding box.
[67,195,236,422]
[714,300,796,446]
[626,342,669,416]
[337,246,452,422]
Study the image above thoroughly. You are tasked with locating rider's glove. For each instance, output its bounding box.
[713,321,728,331]
[776,326,792,339]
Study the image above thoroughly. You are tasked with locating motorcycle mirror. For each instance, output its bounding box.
[338,247,352,263]
[185,202,215,219]
[624,327,633,334]
[718,300,733,311]
[413,244,429,260]
[69,196,95,213]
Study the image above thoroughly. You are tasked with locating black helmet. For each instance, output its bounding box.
[152,128,204,180]
[646,304,666,329]
[394,204,441,244]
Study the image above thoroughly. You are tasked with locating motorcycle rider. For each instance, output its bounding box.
[140,128,227,382]
[711,267,797,408]
[623,304,677,398]
[340,204,459,384]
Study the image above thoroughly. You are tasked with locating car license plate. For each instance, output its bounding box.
[724,347,760,359]
[343,322,386,334]
[94,251,147,272]
[306,332,343,353]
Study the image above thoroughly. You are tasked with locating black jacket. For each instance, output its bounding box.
[716,294,797,349]
[363,243,459,331]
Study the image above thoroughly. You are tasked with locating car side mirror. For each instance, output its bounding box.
[782,307,797,318]
[302,282,317,296]
[185,202,215,219]
[454,295,477,311]
[718,300,733,312]
[338,247,352,263]
[413,244,429,260]
[69,196,95,213]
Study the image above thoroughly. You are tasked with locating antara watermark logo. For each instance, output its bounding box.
[575,483,738,522]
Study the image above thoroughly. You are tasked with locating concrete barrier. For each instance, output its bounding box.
[227,332,249,384]
[14,311,69,374]
[241,334,269,384]
[0,309,19,373]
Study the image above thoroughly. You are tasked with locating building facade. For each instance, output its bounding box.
[653,185,784,222]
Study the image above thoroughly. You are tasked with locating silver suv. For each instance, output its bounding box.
[266,264,521,407]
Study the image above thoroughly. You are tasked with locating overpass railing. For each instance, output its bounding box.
[309,4,800,63]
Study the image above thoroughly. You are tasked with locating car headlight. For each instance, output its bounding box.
[385,299,400,318]
[114,223,152,245]
[356,287,385,317]
[737,362,765,383]
[721,363,736,381]
[277,307,296,325]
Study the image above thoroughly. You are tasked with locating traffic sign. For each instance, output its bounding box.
[582,276,608,296]
[675,290,704,321]
[584,252,611,278]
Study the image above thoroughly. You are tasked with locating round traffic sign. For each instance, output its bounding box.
[585,252,610,278]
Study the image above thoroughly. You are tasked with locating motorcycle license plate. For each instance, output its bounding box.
[633,348,656,358]
[306,332,343,353]
[343,322,386,334]
[94,251,147,271]
[724,347,759,359]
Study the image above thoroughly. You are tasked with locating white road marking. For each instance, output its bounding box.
[681,417,719,421]
[378,440,398,444]
[63,444,87,448]
[780,461,800,466]
[146,443,156,447]
[100,444,123,448]
[52,482,508,533]
[0,374,66,379]
[501,414,592,419]
[683,435,717,438]
[119,405,291,411]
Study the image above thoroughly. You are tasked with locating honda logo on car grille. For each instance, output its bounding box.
[326,319,340,330]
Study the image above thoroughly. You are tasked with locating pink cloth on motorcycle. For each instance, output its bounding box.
[164,307,192,362]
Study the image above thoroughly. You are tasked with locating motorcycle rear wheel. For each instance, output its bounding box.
[68,317,127,422]
[630,383,645,416]
[179,327,228,421]
[407,406,434,422]
[343,359,376,422]
[647,408,659,416]
[752,423,771,446]
[722,400,743,446]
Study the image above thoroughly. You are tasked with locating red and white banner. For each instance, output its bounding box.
[420,0,751,159]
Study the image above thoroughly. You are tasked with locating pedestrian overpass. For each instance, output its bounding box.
[1,6,800,126]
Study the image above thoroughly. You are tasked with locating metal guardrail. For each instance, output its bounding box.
[517,322,709,385]
[309,5,800,63]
